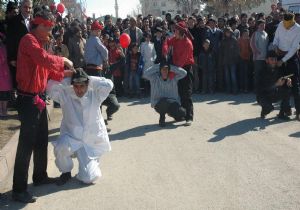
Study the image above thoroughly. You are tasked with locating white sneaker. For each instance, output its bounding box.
[185,120,192,126]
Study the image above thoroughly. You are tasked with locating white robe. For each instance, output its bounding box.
[47,76,113,159]
[140,42,156,71]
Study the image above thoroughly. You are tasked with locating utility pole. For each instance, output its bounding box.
[115,0,119,18]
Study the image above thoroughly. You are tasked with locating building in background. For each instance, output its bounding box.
[60,0,87,21]
[140,0,281,18]
[139,0,180,17]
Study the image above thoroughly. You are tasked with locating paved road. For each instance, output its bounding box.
[1,94,300,210]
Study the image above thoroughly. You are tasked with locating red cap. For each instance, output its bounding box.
[175,21,194,40]
[91,20,103,31]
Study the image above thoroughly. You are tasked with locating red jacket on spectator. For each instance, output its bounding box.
[238,38,251,60]
[16,33,65,94]
[162,36,194,67]
[109,47,123,77]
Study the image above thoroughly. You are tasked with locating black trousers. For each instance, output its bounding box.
[178,65,194,121]
[154,98,186,121]
[13,95,49,193]
[102,94,120,118]
[258,87,290,113]
[114,76,124,97]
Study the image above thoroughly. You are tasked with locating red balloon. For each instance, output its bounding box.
[50,3,56,11]
[119,33,131,48]
[57,3,65,14]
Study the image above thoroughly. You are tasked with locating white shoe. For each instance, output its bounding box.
[185,120,192,126]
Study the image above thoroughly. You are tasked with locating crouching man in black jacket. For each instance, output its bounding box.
[257,50,292,119]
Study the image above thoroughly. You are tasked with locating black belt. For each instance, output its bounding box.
[17,89,45,98]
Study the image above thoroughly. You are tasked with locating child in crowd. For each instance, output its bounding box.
[199,39,215,94]
[220,27,239,94]
[153,27,165,64]
[238,29,251,93]
[113,27,121,44]
[102,34,110,48]
[108,37,125,97]
[0,33,11,117]
[53,35,70,108]
[250,19,268,92]
[53,35,69,58]
[140,32,156,96]
[127,43,142,98]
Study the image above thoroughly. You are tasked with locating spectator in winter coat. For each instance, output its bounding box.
[220,27,239,94]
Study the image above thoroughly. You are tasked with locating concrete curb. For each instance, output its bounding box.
[0,103,54,192]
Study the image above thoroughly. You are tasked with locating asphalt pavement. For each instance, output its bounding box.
[1,93,300,210]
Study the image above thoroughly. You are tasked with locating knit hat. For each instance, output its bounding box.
[71,68,89,84]
[155,26,163,33]
[91,20,103,31]
[174,21,194,40]
[160,59,170,70]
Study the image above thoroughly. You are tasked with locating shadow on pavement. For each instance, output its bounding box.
[193,93,256,105]
[109,122,182,141]
[208,117,286,142]
[49,128,60,135]
[289,131,300,138]
[48,134,60,142]
[0,179,89,210]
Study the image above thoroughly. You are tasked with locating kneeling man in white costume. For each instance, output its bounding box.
[47,68,113,185]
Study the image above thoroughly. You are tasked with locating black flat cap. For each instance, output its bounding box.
[71,68,89,84]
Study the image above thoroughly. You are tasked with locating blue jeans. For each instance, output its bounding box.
[224,64,238,93]
[239,59,250,92]
[129,71,140,94]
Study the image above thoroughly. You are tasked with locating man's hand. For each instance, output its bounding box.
[103,60,110,70]
[10,61,16,67]
[63,57,74,69]
[286,78,292,87]
[64,69,75,78]
[275,77,286,87]
[277,60,284,67]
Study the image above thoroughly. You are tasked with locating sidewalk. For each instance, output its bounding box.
[0,103,54,192]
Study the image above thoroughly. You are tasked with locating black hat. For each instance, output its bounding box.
[284,13,295,21]
[155,27,163,33]
[160,59,170,70]
[71,68,89,84]
[256,19,265,25]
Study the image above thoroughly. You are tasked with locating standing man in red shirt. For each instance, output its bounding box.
[12,10,74,203]
[163,21,194,126]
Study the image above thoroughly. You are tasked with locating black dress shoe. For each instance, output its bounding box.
[278,111,290,121]
[12,191,37,203]
[56,172,72,186]
[33,177,58,186]
[159,115,166,127]
[260,106,274,119]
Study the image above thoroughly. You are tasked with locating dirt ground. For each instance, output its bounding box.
[0,108,20,150]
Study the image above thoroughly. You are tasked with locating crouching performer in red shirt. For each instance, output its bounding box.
[12,10,74,203]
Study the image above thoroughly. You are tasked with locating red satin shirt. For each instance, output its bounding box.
[162,36,194,67]
[16,33,65,94]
